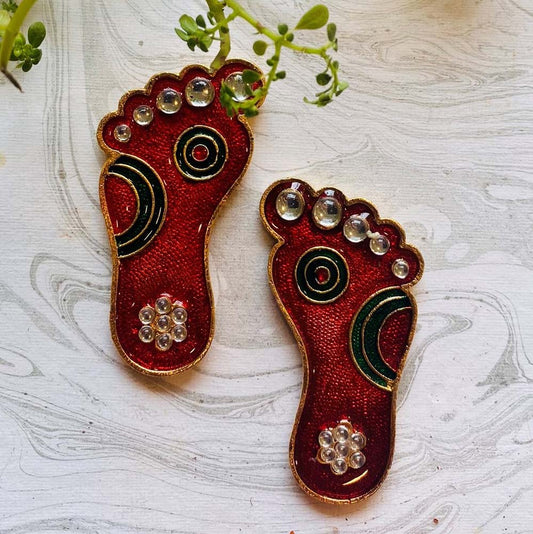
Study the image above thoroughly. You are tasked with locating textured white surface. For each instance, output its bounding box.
[1,0,532,532]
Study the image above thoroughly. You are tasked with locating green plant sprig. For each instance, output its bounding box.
[175,1,348,117]
[0,0,45,91]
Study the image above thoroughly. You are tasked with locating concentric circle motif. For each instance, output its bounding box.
[295,247,349,304]
[174,125,227,181]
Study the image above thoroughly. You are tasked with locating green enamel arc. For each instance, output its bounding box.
[295,248,349,303]
[108,155,166,258]
[350,287,412,390]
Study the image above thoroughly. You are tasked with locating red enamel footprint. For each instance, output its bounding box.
[260,179,424,503]
[98,61,262,374]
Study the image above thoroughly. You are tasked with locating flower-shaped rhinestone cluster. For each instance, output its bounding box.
[138,296,188,351]
[317,421,367,476]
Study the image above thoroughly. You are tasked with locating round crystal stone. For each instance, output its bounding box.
[392,258,410,279]
[333,424,350,443]
[114,124,131,143]
[139,306,155,324]
[185,77,215,107]
[348,431,367,450]
[156,88,182,114]
[331,457,348,475]
[225,72,249,102]
[155,333,173,351]
[155,314,171,333]
[133,105,154,126]
[171,324,187,342]
[138,325,155,343]
[370,234,390,256]
[335,442,351,458]
[349,451,366,469]
[155,296,172,314]
[312,196,342,230]
[276,188,305,221]
[318,429,334,448]
[343,215,369,243]
[171,306,188,324]
[319,447,336,463]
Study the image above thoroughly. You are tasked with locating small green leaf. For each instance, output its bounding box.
[21,58,32,72]
[175,28,188,41]
[196,14,206,28]
[31,48,42,64]
[335,81,349,95]
[242,69,261,84]
[286,32,294,42]
[179,14,197,34]
[327,23,336,42]
[295,5,329,30]
[28,21,45,47]
[0,9,10,31]
[276,70,286,80]
[252,40,267,56]
[207,11,215,24]
[316,72,331,86]
[278,23,288,35]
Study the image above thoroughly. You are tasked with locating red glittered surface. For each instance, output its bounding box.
[261,180,423,503]
[99,61,258,373]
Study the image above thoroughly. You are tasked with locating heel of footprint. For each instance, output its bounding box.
[260,179,423,503]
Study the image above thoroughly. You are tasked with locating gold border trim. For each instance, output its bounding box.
[259,179,424,504]
[98,59,264,376]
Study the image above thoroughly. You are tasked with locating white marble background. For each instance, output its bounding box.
[1,0,532,532]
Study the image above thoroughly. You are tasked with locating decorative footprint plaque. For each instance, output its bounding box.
[260,179,424,504]
[98,61,262,375]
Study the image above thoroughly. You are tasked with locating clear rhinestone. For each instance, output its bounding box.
[138,306,155,324]
[343,215,369,243]
[392,258,409,279]
[319,447,336,463]
[318,429,334,448]
[171,306,188,324]
[133,105,154,126]
[333,424,350,443]
[312,196,342,230]
[155,314,171,333]
[114,124,131,143]
[155,297,172,314]
[276,188,305,221]
[225,72,250,102]
[171,324,187,342]
[156,88,182,114]
[370,234,390,256]
[185,77,215,107]
[155,333,172,351]
[349,451,366,469]
[138,325,155,343]
[331,458,348,475]
[335,442,351,458]
[348,431,367,450]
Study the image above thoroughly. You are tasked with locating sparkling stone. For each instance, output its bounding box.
[331,457,348,475]
[275,188,305,221]
[335,442,351,458]
[312,196,342,230]
[133,105,154,126]
[185,77,215,107]
[139,306,155,324]
[114,124,131,143]
[138,325,155,343]
[370,234,391,256]
[155,314,171,333]
[392,258,410,279]
[156,88,182,114]
[171,306,188,324]
[225,71,250,102]
[318,429,334,448]
[155,333,173,351]
[319,447,336,463]
[155,296,172,314]
[171,324,187,342]
[343,215,369,243]
[348,432,367,450]
[349,451,366,469]
[333,424,350,443]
